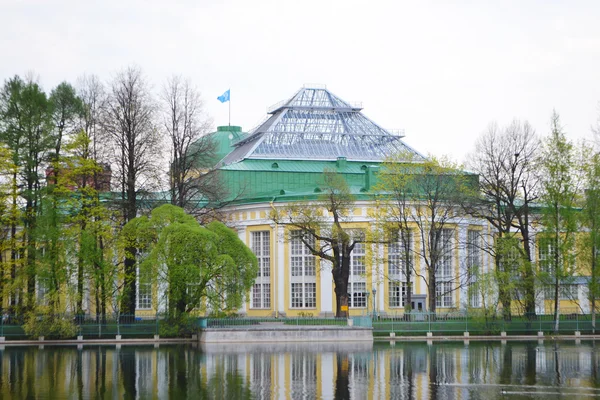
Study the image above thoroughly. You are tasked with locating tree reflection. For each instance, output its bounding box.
[334,353,350,400]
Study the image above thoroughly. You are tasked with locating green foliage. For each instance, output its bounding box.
[376,152,473,313]
[271,168,359,317]
[539,112,583,331]
[158,314,196,338]
[122,204,258,319]
[22,313,78,339]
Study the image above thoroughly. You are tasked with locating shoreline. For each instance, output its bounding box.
[1,334,600,346]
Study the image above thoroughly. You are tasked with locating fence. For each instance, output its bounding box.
[372,311,599,337]
[1,312,598,340]
[0,314,162,340]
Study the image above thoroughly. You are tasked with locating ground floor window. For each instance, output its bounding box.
[469,284,480,308]
[350,282,366,308]
[252,283,271,309]
[291,282,316,308]
[137,269,152,310]
[436,281,453,308]
[543,284,578,300]
[389,281,409,308]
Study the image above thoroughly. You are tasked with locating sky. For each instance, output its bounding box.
[2,0,600,162]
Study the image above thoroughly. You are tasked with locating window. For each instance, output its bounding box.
[351,282,367,308]
[538,237,556,274]
[37,278,49,307]
[251,231,271,308]
[435,229,454,308]
[544,284,578,300]
[389,281,409,308]
[290,231,317,308]
[388,230,413,308]
[136,266,152,310]
[467,230,480,308]
[349,230,367,308]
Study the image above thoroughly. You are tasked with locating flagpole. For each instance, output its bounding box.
[228,93,231,126]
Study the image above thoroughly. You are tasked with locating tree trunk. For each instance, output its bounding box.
[428,273,436,314]
[121,246,137,317]
[496,253,512,320]
[332,253,351,318]
[592,243,597,334]
[77,227,85,316]
[521,225,536,317]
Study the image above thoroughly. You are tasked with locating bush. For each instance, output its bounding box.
[23,314,78,339]
[159,314,195,338]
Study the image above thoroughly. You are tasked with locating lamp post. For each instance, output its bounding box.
[372,288,377,319]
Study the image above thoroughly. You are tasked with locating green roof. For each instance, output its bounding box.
[220,158,379,174]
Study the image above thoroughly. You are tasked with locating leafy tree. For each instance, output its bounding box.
[0,145,17,315]
[48,82,83,168]
[60,131,116,319]
[271,169,363,317]
[377,154,473,313]
[581,148,600,332]
[538,112,583,332]
[0,75,53,312]
[121,204,257,319]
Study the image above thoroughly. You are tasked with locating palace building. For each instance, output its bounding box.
[206,86,479,317]
[203,85,592,317]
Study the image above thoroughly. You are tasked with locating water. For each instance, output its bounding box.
[1,340,600,399]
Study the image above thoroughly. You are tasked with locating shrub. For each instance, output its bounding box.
[159,314,195,338]
[23,314,78,339]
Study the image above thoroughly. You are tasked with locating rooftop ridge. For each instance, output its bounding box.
[220,86,425,165]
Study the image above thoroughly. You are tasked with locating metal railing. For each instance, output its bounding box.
[372,310,598,337]
[1,310,597,340]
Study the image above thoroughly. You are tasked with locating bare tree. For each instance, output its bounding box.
[466,120,541,317]
[104,66,161,316]
[378,154,473,313]
[160,76,225,218]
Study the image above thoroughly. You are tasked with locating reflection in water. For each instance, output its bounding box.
[1,341,600,398]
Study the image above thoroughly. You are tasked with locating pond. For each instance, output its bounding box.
[1,340,600,399]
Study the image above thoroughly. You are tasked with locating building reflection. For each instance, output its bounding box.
[1,341,600,399]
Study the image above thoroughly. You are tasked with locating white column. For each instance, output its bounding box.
[320,261,333,316]
[458,224,468,309]
[237,226,247,314]
[276,225,286,315]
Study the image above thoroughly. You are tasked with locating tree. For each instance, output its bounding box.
[271,169,361,317]
[0,145,17,315]
[160,75,222,218]
[538,112,582,332]
[121,205,257,319]
[0,75,53,312]
[104,66,161,316]
[581,148,600,332]
[373,152,417,312]
[77,74,116,320]
[378,154,473,313]
[466,120,541,317]
[48,82,83,169]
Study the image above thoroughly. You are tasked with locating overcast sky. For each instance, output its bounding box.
[3,0,600,162]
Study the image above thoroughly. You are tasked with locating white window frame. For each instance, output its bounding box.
[435,229,454,308]
[251,231,271,309]
[467,230,481,308]
[350,231,367,308]
[388,230,413,308]
[290,231,317,309]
